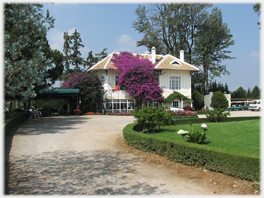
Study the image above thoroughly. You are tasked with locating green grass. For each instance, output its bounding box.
[144,120,260,157]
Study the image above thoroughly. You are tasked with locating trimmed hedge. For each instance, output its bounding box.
[123,123,260,181]
[4,112,30,135]
[173,116,260,124]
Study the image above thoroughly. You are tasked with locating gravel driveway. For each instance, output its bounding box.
[5,115,216,195]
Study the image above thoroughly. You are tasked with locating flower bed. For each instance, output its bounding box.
[86,112,100,115]
[106,112,132,116]
[166,110,198,118]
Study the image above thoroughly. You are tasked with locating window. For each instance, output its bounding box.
[172,100,179,107]
[100,75,105,82]
[115,75,125,90]
[115,75,119,87]
[169,76,181,90]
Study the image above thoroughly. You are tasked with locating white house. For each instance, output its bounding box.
[88,47,199,113]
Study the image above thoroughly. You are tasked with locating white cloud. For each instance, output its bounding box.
[114,34,147,53]
[249,51,260,57]
[47,28,90,57]
[47,28,64,52]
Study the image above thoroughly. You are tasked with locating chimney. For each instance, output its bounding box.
[151,46,156,64]
[180,50,184,61]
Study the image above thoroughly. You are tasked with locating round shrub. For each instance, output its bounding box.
[210,91,228,109]
[183,105,192,111]
[192,90,204,110]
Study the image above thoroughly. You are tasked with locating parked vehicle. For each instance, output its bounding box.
[248,100,261,111]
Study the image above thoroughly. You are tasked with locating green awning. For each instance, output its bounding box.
[39,89,79,94]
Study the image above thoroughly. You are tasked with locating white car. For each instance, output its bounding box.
[248,100,261,111]
[169,106,184,112]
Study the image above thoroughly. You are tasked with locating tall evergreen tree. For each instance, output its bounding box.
[251,85,260,99]
[5,3,54,101]
[63,31,72,74]
[71,29,84,71]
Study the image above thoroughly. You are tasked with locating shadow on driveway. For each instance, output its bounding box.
[5,115,91,194]
[7,150,162,195]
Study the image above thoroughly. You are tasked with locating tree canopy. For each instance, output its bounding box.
[5,3,55,101]
[132,3,235,96]
[61,72,103,111]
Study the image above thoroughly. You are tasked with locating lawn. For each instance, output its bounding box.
[145,119,260,157]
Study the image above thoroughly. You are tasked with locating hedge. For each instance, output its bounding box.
[4,112,30,136]
[123,123,260,181]
[173,116,260,124]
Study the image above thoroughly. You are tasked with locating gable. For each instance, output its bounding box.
[88,52,199,72]
[155,55,199,71]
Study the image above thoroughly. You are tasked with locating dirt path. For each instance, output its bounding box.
[6,115,259,195]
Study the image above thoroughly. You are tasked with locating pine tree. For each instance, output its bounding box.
[5,3,54,101]
[71,29,84,71]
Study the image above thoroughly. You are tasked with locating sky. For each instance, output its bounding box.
[2,1,260,92]
[42,1,261,92]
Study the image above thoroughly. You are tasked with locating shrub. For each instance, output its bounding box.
[210,91,228,109]
[192,90,204,110]
[177,123,207,144]
[165,110,198,117]
[132,106,174,133]
[183,105,192,111]
[206,108,230,122]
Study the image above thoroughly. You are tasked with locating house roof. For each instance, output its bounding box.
[88,52,199,72]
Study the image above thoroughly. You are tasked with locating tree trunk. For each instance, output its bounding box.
[203,64,209,95]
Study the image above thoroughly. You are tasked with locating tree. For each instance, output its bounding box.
[84,48,108,69]
[208,80,230,94]
[5,3,55,101]
[111,52,163,106]
[231,86,247,98]
[192,90,204,110]
[193,7,235,95]
[132,3,212,62]
[63,31,72,75]
[133,4,235,96]
[253,3,261,27]
[210,91,228,109]
[61,72,103,111]
[47,49,64,86]
[251,85,260,99]
[70,29,84,71]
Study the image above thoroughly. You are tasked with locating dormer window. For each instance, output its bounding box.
[170,60,182,66]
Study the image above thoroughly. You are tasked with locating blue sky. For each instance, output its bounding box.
[43,2,261,92]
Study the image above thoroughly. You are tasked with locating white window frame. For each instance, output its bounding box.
[115,75,119,87]
[172,100,180,107]
[169,75,181,90]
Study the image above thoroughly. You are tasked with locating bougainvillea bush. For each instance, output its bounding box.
[111,52,163,104]
[61,72,103,111]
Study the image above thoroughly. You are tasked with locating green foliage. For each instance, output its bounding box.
[132,106,175,133]
[163,91,192,103]
[206,108,230,122]
[251,85,260,99]
[186,122,207,144]
[123,122,260,181]
[231,86,247,98]
[192,90,204,110]
[4,3,55,101]
[210,91,228,109]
